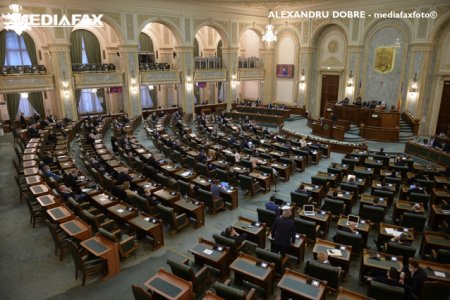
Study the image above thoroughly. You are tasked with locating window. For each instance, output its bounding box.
[4,31,32,66]
[141,86,154,109]
[78,36,103,114]
[17,93,36,117]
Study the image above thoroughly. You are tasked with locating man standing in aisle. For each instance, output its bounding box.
[270,207,295,256]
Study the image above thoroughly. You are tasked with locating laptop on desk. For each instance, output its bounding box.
[303,205,315,216]
[346,214,359,226]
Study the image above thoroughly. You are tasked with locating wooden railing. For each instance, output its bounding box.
[401,110,420,135]
[360,124,399,142]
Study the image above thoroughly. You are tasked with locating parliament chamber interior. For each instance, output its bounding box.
[1,0,450,299]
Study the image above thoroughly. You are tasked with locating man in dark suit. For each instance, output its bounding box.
[115,170,133,185]
[270,208,295,256]
[223,226,247,245]
[373,267,403,287]
[400,260,427,299]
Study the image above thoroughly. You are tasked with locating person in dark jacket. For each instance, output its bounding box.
[373,267,403,287]
[400,260,427,299]
[270,208,295,256]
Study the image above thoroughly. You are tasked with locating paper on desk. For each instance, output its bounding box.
[203,249,213,255]
[117,209,125,213]
[434,271,446,278]
[327,249,343,257]
[181,171,191,177]
[385,228,402,237]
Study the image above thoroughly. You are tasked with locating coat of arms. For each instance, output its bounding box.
[375,47,395,73]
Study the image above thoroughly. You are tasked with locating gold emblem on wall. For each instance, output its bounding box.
[374,47,395,73]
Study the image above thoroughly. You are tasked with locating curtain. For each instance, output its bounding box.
[97,88,106,112]
[70,30,83,64]
[218,82,223,102]
[21,32,37,65]
[194,38,199,57]
[82,31,101,64]
[4,31,31,66]
[0,30,6,68]
[141,86,154,109]
[28,92,45,117]
[17,95,36,117]
[139,33,153,53]
[6,94,20,120]
[78,89,103,114]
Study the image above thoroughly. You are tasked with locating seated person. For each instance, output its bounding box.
[408,183,425,194]
[223,226,247,245]
[115,170,133,185]
[410,202,424,214]
[377,147,387,156]
[143,188,160,206]
[64,169,80,190]
[58,184,87,202]
[196,150,207,164]
[317,251,330,265]
[339,221,360,235]
[399,260,427,299]
[27,125,39,138]
[354,96,362,105]
[371,267,402,287]
[41,151,55,165]
[42,165,62,182]
[347,176,357,185]
[265,195,280,213]
[210,179,223,200]
[389,232,412,246]
[121,181,138,198]
[295,184,311,196]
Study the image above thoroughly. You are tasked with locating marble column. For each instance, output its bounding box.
[174,46,194,114]
[118,45,141,117]
[260,47,275,104]
[106,46,121,113]
[346,46,364,102]
[221,47,239,109]
[299,47,313,111]
[48,43,77,120]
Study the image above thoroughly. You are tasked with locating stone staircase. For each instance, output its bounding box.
[344,124,366,143]
[398,119,415,142]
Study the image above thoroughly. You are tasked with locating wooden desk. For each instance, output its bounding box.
[89,192,118,208]
[420,231,450,258]
[360,194,389,210]
[278,268,326,300]
[337,216,370,243]
[136,181,160,193]
[23,160,37,168]
[432,188,450,206]
[285,234,306,267]
[428,204,450,230]
[189,238,230,279]
[249,171,271,193]
[393,200,425,223]
[22,154,37,161]
[191,176,212,190]
[219,185,238,210]
[271,162,291,182]
[144,268,193,300]
[360,249,403,281]
[342,178,366,194]
[298,209,331,236]
[336,287,375,300]
[302,182,324,205]
[160,163,180,174]
[81,234,120,279]
[327,189,355,214]
[174,198,205,228]
[377,223,414,245]
[202,291,223,300]
[174,169,197,182]
[60,217,93,241]
[415,258,450,283]
[25,175,43,186]
[128,214,164,250]
[230,253,274,299]
[313,171,338,188]
[233,216,267,248]
[46,205,74,223]
[29,184,50,196]
[107,203,137,221]
[313,238,352,276]
[23,148,36,154]
[292,155,306,172]
[36,194,60,209]
[153,188,180,205]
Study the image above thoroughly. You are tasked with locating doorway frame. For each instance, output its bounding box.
[429,76,450,135]
[315,70,345,118]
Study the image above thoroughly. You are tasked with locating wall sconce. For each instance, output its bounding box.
[299,69,306,90]
[185,74,193,91]
[61,80,69,89]
[409,72,418,97]
[231,74,240,88]
[347,70,353,87]
[129,78,139,94]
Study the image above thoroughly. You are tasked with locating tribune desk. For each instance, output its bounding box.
[128,213,164,250]
[277,268,326,300]
[174,198,205,228]
[47,204,75,224]
[144,269,193,300]
[360,249,403,282]
[81,234,120,279]
[36,194,60,210]
[230,253,275,299]
[233,216,267,248]
[60,217,93,241]
[313,238,352,276]
[189,238,230,280]
[420,231,450,258]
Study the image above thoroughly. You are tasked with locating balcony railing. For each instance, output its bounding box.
[238,57,261,69]
[194,57,221,70]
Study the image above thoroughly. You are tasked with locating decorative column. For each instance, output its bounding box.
[221,47,239,109]
[105,46,121,114]
[260,47,275,104]
[346,45,364,102]
[48,43,77,120]
[174,46,194,114]
[299,47,313,109]
[118,44,141,117]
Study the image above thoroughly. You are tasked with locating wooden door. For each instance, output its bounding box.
[320,75,340,116]
[436,81,450,135]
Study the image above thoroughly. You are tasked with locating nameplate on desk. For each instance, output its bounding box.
[251,222,261,227]
[256,260,268,268]
[306,278,320,287]
[213,244,224,252]
[203,249,213,255]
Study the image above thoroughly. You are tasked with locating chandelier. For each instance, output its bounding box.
[262,24,277,45]
[3,1,30,35]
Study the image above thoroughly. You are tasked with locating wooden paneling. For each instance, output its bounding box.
[360,125,399,142]
[436,81,450,135]
[320,75,340,116]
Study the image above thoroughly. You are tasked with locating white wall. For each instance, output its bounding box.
[239,30,260,58]
[276,35,295,103]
